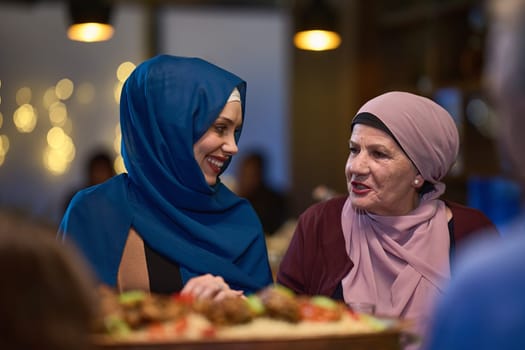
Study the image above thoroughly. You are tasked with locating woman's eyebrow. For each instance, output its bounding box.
[216,115,242,127]
[216,115,234,124]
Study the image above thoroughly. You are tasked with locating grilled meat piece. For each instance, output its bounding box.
[193,297,254,326]
[257,285,301,323]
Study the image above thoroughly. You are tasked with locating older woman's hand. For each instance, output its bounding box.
[181,274,244,301]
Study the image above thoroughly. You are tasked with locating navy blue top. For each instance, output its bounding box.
[59,55,273,294]
[424,214,525,350]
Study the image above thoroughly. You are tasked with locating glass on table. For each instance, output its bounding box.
[347,302,376,315]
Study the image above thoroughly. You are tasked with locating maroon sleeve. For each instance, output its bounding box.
[448,201,500,245]
[276,197,353,296]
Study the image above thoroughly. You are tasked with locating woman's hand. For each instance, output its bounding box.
[181,273,244,301]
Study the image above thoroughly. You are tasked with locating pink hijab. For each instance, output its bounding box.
[341,92,459,330]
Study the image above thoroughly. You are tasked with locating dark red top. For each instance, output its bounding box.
[276,196,499,298]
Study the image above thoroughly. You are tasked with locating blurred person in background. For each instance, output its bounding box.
[62,149,116,213]
[0,218,96,350]
[277,91,499,348]
[235,150,289,235]
[424,1,525,349]
[59,55,272,300]
[85,150,116,186]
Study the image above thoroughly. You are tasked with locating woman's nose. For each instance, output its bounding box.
[222,135,239,155]
[346,153,368,175]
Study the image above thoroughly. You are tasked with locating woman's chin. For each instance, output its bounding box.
[205,176,217,186]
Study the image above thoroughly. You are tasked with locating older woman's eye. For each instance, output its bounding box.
[372,150,387,158]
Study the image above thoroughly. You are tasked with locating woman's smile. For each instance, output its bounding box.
[206,155,227,174]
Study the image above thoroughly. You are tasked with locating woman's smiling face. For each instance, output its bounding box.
[193,101,242,186]
[345,124,421,215]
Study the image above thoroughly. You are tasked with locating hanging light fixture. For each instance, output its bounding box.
[294,0,341,51]
[67,0,114,43]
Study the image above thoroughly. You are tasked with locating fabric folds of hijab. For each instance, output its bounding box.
[341,91,459,331]
[59,55,272,294]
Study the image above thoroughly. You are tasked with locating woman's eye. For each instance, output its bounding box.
[372,150,387,158]
[214,124,227,134]
[349,146,358,154]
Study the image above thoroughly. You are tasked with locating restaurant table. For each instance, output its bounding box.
[95,328,405,350]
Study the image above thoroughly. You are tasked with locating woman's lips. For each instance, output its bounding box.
[351,181,371,195]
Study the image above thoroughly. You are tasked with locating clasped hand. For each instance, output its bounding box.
[181,273,243,301]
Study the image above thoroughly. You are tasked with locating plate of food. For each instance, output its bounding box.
[93,284,407,350]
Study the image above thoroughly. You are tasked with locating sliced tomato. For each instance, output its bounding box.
[172,293,195,305]
[147,322,166,339]
[299,300,341,322]
[201,326,217,338]
[172,317,188,335]
[346,308,361,320]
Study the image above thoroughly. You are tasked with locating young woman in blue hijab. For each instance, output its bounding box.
[59,55,273,299]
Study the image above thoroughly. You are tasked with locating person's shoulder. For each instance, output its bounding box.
[69,174,128,209]
[301,195,347,216]
[446,200,489,218]
[446,200,499,237]
[297,196,347,227]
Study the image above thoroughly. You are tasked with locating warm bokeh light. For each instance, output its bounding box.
[15,87,32,105]
[62,117,73,135]
[113,123,125,173]
[46,126,67,149]
[0,134,10,167]
[113,123,121,153]
[13,103,37,133]
[76,82,95,104]
[43,87,59,110]
[48,101,68,126]
[0,134,9,155]
[114,154,126,174]
[0,111,3,128]
[114,81,124,104]
[43,131,76,175]
[43,147,69,175]
[116,61,136,82]
[55,78,74,100]
[67,23,114,43]
[294,30,341,51]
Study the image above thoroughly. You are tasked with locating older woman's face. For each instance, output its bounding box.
[345,124,420,215]
[193,101,242,186]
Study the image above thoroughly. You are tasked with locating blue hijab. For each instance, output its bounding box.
[59,55,272,294]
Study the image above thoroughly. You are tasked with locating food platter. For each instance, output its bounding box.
[93,285,410,350]
[94,314,408,350]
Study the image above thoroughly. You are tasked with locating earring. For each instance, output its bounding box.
[414,179,420,185]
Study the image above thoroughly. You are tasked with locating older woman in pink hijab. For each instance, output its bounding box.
[277,91,498,343]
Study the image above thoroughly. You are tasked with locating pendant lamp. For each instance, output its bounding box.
[67,0,114,43]
[294,0,341,51]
